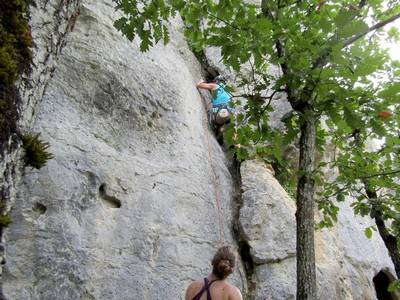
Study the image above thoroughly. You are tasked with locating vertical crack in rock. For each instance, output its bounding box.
[0,1,83,298]
[238,160,299,299]
[193,45,258,298]
[192,49,220,82]
[181,16,220,82]
[238,240,256,300]
[229,158,257,300]
[24,0,82,127]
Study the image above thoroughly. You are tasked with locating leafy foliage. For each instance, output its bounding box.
[389,279,400,292]
[21,133,54,169]
[113,0,173,51]
[317,73,400,234]
[0,0,33,151]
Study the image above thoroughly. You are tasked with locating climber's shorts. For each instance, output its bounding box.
[209,104,234,126]
[211,104,235,113]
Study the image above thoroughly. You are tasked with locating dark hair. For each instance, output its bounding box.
[214,75,227,84]
[211,246,236,279]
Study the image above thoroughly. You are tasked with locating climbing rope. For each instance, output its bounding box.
[197,88,226,245]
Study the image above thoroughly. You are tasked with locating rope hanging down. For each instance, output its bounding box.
[198,88,226,245]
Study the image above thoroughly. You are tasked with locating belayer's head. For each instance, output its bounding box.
[211,246,236,279]
[214,75,227,84]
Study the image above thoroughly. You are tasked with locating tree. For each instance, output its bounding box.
[112,0,400,298]
[319,91,400,278]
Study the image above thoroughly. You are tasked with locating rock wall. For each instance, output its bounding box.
[3,1,245,299]
[240,160,397,300]
[0,0,82,297]
[1,0,397,300]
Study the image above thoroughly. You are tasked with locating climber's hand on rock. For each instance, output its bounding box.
[196,80,205,87]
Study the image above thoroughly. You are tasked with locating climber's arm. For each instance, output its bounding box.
[196,80,217,90]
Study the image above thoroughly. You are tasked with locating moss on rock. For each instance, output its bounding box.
[0,0,33,150]
[0,200,11,232]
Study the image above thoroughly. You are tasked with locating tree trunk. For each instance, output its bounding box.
[366,189,400,278]
[374,213,400,278]
[296,111,317,300]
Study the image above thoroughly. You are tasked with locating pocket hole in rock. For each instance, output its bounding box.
[99,183,121,208]
[33,202,47,215]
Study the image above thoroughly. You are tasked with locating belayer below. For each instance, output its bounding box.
[184,246,243,300]
[196,75,234,144]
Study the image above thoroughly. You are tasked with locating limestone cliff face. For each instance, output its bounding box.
[3,1,244,299]
[240,161,396,300]
[1,1,397,300]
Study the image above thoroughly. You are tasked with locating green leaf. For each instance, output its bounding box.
[343,107,363,129]
[370,118,387,136]
[341,20,369,39]
[336,193,345,202]
[334,9,354,27]
[364,227,373,239]
[388,280,400,292]
[387,27,400,41]
[114,17,128,31]
[379,83,400,99]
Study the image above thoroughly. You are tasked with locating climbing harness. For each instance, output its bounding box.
[209,104,233,127]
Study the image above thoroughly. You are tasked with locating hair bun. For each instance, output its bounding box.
[212,246,236,279]
[216,259,232,278]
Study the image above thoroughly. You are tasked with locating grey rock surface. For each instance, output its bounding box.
[0,0,82,287]
[240,160,397,300]
[3,1,245,299]
[2,0,398,299]
[240,160,296,265]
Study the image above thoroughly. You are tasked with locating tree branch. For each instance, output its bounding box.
[261,0,296,106]
[205,11,240,30]
[323,183,351,199]
[260,89,281,113]
[232,89,284,99]
[343,13,400,48]
[360,169,400,180]
[261,0,275,20]
[313,12,400,69]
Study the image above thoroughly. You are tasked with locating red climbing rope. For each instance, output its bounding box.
[197,88,226,245]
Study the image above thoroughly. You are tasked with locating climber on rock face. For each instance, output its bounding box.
[185,246,243,300]
[196,75,233,143]
[196,75,232,109]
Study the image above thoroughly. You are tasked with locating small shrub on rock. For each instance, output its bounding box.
[21,133,54,169]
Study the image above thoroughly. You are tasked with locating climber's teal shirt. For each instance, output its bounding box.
[212,84,231,107]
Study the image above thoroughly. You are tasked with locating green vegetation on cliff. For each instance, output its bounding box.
[0,0,33,150]
[0,0,34,232]
[0,1,53,167]
[21,133,54,169]
[0,1,55,233]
